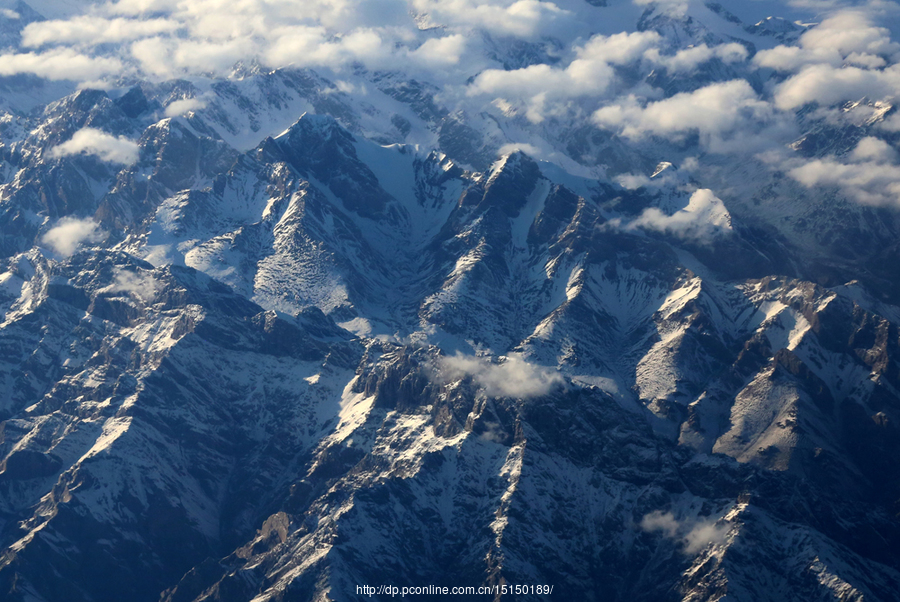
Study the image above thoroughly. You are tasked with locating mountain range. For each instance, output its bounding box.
[1,0,900,600]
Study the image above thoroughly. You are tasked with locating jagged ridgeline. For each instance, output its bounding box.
[1,1,900,601]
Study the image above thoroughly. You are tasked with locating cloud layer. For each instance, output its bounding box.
[1,0,899,214]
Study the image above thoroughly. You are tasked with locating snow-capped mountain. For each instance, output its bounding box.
[1,0,900,601]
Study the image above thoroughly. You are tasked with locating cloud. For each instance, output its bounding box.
[468,31,660,122]
[615,189,733,241]
[615,173,652,190]
[640,511,730,555]
[577,30,661,66]
[164,97,208,117]
[498,142,541,157]
[50,128,140,164]
[788,136,900,206]
[0,49,124,81]
[41,217,105,257]
[632,0,688,17]
[411,0,572,38]
[801,11,899,59]
[437,352,563,398]
[132,36,256,76]
[648,42,748,74]
[772,64,900,110]
[408,34,468,68]
[261,26,395,72]
[0,8,20,19]
[107,268,160,301]
[752,11,900,111]
[22,16,181,47]
[851,136,898,163]
[593,80,772,144]
[755,11,899,73]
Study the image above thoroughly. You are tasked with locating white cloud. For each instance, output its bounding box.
[615,173,652,190]
[754,44,843,72]
[0,49,124,81]
[262,26,395,72]
[41,217,105,257]
[755,11,899,73]
[801,11,899,58]
[164,97,208,117]
[132,36,256,76]
[107,268,160,300]
[50,128,140,164]
[788,136,900,206]
[773,63,900,110]
[640,511,730,555]
[615,189,733,241]
[577,30,661,66]
[412,0,572,38]
[648,42,748,74]
[0,8,20,19]
[22,16,181,47]
[498,142,541,157]
[468,31,659,122]
[437,352,563,398]
[408,34,468,68]
[878,111,900,132]
[593,80,772,143]
[851,136,898,163]
[632,0,688,17]
[142,244,176,267]
[753,11,900,111]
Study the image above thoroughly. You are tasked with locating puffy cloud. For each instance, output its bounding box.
[614,189,733,241]
[878,111,900,132]
[755,11,899,73]
[640,511,730,555]
[41,217,105,257]
[0,8,20,19]
[615,173,652,190]
[0,48,123,81]
[851,136,898,163]
[593,80,772,143]
[755,11,900,111]
[50,128,140,164]
[801,11,899,58]
[754,44,840,72]
[437,352,564,398]
[408,34,468,68]
[262,26,394,72]
[788,136,900,206]
[576,30,661,66]
[773,64,900,110]
[648,42,748,74]
[107,268,160,300]
[132,36,255,76]
[787,136,900,205]
[411,0,572,39]
[468,31,660,122]
[632,0,688,17]
[498,142,541,157]
[164,97,208,117]
[22,16,181,47]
